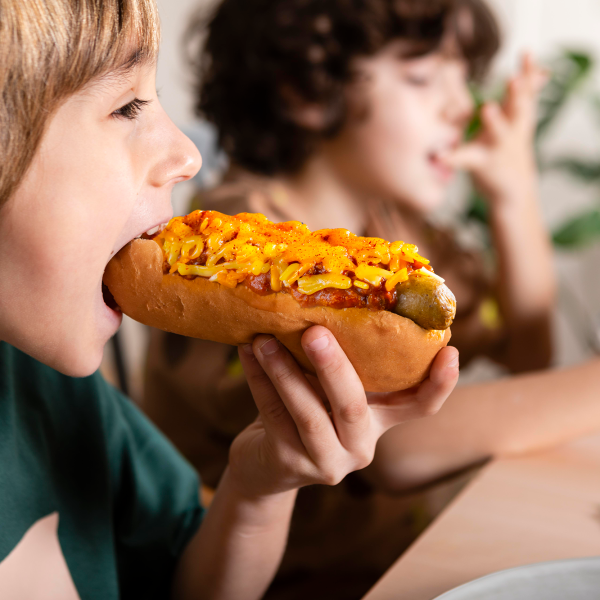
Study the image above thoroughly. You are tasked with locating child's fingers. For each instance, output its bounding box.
[505,77,538,130]
[238,344,300,443]
[369,346,459,432]
[522,51,536,80]
[522,52,549,91]
[481,101,509,141]
[413,346,460,416]
[438,142,487,172]
[251,335,340,465]
[506,54,547,126]
[301,327,373,460]
[504,76,522,122]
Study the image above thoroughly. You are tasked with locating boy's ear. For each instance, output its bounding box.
[279,84,329,131]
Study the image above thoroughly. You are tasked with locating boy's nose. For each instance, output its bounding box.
[151,122,203,188]
[175,136,203,184]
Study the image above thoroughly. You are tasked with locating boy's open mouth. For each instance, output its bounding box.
[101,223,169,314]
[102,282,121,313]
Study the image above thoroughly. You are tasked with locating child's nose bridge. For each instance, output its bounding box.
[442,76,474,124]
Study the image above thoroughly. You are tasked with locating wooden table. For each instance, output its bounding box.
[363,434,600,600]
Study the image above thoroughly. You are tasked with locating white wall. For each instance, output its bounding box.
[155,0,216,127]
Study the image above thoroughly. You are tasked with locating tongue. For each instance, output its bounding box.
[102,283,121,312]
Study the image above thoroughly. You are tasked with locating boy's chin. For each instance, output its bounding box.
[7,336,104,379]
[52,305,123,378]
[44,344,106,379]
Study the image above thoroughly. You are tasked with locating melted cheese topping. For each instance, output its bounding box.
[153,210,433,295]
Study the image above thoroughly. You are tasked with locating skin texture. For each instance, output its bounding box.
[0,54,460,600]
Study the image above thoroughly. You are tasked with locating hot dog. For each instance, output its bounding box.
[103,210,456,392]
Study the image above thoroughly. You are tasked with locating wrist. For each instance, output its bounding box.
[218,467,298,525]
[476,156,539,209]
[486,175,539,215]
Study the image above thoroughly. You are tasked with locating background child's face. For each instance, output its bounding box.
[0,61,201,376]
[322,40,474,212]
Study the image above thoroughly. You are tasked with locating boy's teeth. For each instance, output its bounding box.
[145,223,167,236]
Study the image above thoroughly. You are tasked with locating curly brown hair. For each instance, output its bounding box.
[186,0,500,176]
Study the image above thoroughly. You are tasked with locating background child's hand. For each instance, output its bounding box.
[228,327,459,500]
[441,53,547,204]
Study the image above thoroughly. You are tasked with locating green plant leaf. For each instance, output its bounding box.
[552,208,600,248]
[465,85,486,140]
[549,158,600,182]
[464,190,489,225]
[536,50,594,141]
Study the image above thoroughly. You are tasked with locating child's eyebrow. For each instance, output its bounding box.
[104,48,155,82]
[86,48,156,92]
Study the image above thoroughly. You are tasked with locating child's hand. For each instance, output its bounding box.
[441,53,547,204]
[228,326,459,499]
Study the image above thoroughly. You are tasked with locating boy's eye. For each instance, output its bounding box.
[111,98,150,120]
[404,74,431,86]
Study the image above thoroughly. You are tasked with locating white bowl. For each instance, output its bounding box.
[434,557,600,600]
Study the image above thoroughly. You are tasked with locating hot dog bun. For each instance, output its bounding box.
[104,238,451,392]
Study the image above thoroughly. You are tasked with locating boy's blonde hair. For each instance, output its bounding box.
[0,0,160,204]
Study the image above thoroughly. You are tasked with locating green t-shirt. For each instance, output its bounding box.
[0,342,204,599]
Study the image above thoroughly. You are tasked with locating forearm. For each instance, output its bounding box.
[172,467,297,600]
[364,358,600,493]
[488,179,556,371]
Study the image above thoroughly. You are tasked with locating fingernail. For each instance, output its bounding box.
[447,355,460,369]
[257,338,279,356]
[241,344,254,355]
[306,334,329,352]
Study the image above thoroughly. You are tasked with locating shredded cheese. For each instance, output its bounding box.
[297,274,352,295]
[385,268,409,291]
[153,210,436,296]
[415,267,445,283]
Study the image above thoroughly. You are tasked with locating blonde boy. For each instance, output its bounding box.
[0,1,458,598]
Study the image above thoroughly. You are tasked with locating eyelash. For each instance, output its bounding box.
[111,98,150,120]
[405,74,430,86]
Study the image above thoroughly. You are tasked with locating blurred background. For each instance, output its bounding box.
[103,0,600,399]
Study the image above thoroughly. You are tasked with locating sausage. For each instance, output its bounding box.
[394,274,456,331]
